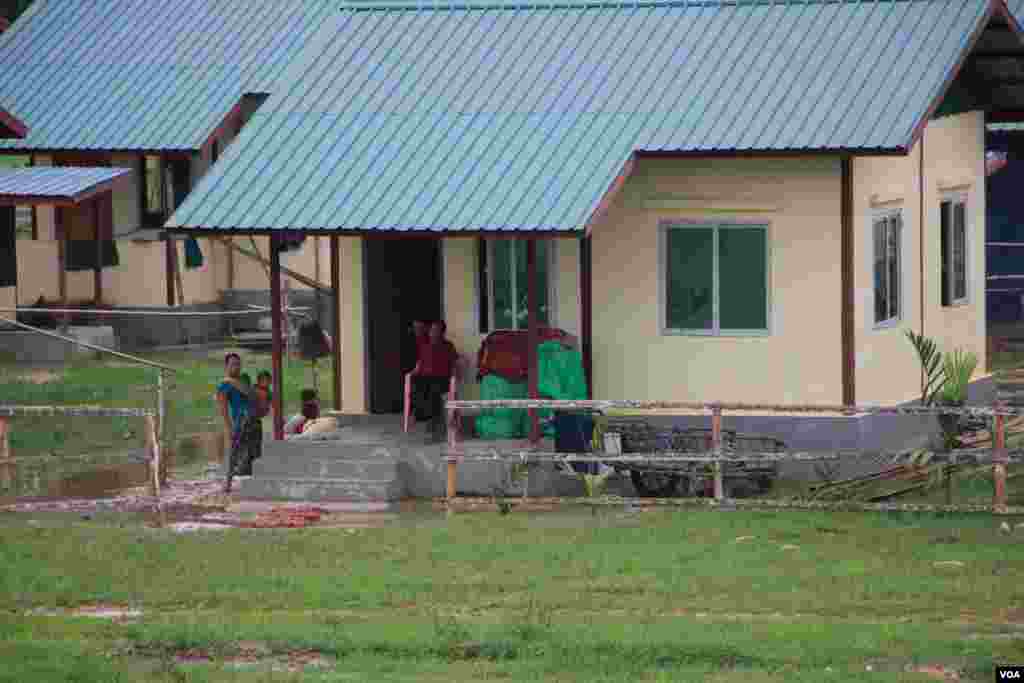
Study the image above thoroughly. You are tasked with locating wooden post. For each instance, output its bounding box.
[526,240,540,443]
[56,208,68,331]
[172,241,185,307]
[226,237,235,291]
[145,415,159,499]
[712,405,724,501]
[945,462,953,506]
[580,236,593,399]
[446,457,457,501]
[0,417,9,461]
[995,403,1008,511]
[270,234,285,441]
[165,239,175,306]
[92,199,102,305]
[330,236,342,412]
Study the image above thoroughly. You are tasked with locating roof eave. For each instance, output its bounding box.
[903,0,1012,152]
[0,170,132,206]
[0,146,196,156]
[165,226,585,238]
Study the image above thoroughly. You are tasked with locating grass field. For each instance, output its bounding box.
[1,507,1023,681]
[0,349,335,460]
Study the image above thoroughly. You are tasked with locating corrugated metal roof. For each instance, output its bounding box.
[0,166,130,202]
[169,0,993,233]
[0,0,337,151]
[1008,0,1024,23]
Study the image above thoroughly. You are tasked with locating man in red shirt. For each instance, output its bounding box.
[411,320,459,441]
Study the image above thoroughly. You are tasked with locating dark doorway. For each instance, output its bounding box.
[364,239,442,414]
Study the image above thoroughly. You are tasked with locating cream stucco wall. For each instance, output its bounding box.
[110,153,141,234]
[853,112,986,405]
[589,156,844,405]
[335,236,366,413]
[0,286,13,321]
[16,241,59,303]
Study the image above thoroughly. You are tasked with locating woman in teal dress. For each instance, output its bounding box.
[216,353,262,493]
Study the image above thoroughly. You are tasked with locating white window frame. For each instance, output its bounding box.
[658,220,772,337]
[871,207,903,329]
[480,238,558,333]
[940,191,969,307]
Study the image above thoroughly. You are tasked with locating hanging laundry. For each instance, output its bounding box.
[184,236,204,269]
[64,239,119,271]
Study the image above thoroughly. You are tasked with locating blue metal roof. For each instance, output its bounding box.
[0,0,337,151]
[0,167,131,203]
[169,0,994,233]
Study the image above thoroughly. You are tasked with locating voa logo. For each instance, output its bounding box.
[999,670,1022,680]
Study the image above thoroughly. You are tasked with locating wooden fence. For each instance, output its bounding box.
[0,318,174,504]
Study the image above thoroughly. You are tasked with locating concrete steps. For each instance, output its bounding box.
[239,438,407,502]
[240,476,403,502]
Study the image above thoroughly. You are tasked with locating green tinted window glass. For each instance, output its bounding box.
[490,240,551,330]
[492,240,514,329]
[666,227,714,330]
[718,227,767,330]
[514,240,550,328]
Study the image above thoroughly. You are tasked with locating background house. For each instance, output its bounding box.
[0,0,339,347]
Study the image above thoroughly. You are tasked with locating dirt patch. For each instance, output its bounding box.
[910,665,960,680]
[27,603,142,622]
[17,369,61,384]
[171,646,334,672]
[0,477,227,515]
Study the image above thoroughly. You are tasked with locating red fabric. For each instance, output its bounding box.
[250,387,271,419]
[419,339,458,378]
[476,328,575,382]
[415,333,430,364]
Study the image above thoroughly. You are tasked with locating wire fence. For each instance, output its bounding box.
[442,398,1022,514]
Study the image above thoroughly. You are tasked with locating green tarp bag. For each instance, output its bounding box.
[475,374,529,439]
[537,340,589,437]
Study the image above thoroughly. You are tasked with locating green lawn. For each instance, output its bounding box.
[1,508,1022,681]
[0,349,336,460]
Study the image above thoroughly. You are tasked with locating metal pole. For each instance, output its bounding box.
[526,240,540,443]
[270,235,285,440]
[330,235,342,412]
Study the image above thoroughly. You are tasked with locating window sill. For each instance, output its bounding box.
[872,318,902,331]
[661,329,770,337]
[942,299,970,309]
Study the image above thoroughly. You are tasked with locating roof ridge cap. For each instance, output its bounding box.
[342,0,944,12]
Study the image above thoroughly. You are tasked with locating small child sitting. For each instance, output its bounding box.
[284,388,335,438]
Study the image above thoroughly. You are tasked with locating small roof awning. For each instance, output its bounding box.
[0,167,131,206]
[0,105,27,139]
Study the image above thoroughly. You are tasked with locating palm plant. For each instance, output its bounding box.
[905,330,945,407]
[905,331,978,451]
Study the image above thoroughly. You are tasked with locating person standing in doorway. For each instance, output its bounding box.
[411,320,460,442]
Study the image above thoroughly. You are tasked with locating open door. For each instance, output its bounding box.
[364,239,442,414]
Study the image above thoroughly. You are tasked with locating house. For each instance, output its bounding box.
[0,0,340,347]
[164,0,1024,431]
